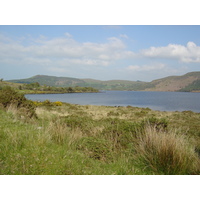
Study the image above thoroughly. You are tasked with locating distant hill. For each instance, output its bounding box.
[6,71,200,92]
[146,71,200,92]
[7,75,150,91]
[7,75,85,87]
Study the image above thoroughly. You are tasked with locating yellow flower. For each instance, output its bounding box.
[54,101,62,106]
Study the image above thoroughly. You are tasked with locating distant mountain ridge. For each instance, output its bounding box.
[7,71,200,92]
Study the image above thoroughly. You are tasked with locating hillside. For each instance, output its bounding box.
[8,75,150,91]
[81,79,152,90]
[8,75,85,87]
[7,71,200,92]
[146,71,200,92]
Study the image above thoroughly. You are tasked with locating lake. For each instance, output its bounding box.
[25,91,200,112]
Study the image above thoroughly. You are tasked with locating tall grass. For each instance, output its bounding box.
[46,118,70,144]
[135,126,200,175]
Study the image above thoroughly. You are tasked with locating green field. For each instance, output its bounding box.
[0,87,199,175]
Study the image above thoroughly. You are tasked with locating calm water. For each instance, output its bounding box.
[26,91,200,112]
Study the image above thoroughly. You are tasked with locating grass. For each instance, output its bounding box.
[0,98,200,174]
[135,126,200,174]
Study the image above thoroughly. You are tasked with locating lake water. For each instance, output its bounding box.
[25,91,200,113]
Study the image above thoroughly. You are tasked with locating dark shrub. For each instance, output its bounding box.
[76,137,113,161]
[0,86,36,118]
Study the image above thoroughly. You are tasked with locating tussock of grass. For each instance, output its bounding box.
[46,119,70,144]
[135,126,200,175]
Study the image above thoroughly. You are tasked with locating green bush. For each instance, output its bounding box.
[141,117,168,131]
[101,119,142,149]
[0,86,36,118]
[0,86,22,107]
[76,137,113,161]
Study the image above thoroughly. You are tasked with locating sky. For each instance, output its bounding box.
[1,25,200,82]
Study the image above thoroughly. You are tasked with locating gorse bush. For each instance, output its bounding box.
[33,100,63,107]
[101,119,142,149]
[0,86,23,107]
[141,117,168,131]
[64,115,97,133]
[0,86,36,118]
[76,137,113,161]
[54,101,63,106]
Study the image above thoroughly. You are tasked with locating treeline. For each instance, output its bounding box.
[18,82,99,93]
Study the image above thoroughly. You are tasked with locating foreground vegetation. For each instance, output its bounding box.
[0,87,200,175]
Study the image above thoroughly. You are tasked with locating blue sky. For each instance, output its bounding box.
[1,25,200,81]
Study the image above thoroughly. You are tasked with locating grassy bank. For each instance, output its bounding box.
[0,88,200,175]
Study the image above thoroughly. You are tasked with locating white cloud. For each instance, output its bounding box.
[48,67,69,73]
[1,32,199,81]
[127,65,140,71]
[127,63,165,71]
[64,32,72,37]
[1,34,200,68]
[56,58,110,67]
[119,34,129,39]
[125,64,190,82]
[0,33,13,42]
[0,34,133,71]
[141,42,200,63]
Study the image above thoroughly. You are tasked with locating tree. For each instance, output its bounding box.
[34,82,40,88]
[67,87,74,93]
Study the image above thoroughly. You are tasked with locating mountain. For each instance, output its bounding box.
[146,71,200,92]
[7,75,85,87]
[7,71,200,92]
[7,75,149,90]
